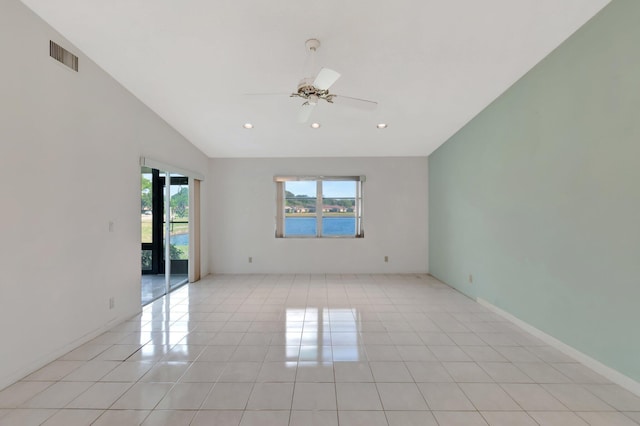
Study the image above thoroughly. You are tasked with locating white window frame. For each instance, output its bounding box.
[275,175,365,238]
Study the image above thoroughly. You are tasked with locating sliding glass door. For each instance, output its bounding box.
[141,167,189,305]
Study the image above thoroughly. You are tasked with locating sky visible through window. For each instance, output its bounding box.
[286,180,355,197]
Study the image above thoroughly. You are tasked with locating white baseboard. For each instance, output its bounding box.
[477,297,640,397]
[0,312,137,392]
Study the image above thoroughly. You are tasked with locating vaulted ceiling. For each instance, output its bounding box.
[21,0,610,158]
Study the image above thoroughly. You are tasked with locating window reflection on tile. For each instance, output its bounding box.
[332,346,364,362]
[285,308,361,364]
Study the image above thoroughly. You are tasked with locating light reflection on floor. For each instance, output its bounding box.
[141,274,188,305]
[285,308,362,363]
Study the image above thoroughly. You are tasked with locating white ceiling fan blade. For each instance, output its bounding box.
[297,102,316,123]
[313,68,341,90]
[331,95,378,111]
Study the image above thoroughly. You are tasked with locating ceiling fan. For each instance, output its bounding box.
[250,39,378,123]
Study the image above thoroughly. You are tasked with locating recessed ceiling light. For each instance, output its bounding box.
[310,122,321,129]
[243,123,253,129]
[376,123,388,129]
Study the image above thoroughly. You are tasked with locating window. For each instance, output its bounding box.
[275,176,364,238]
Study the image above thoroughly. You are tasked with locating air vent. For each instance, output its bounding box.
[49,40,78,71]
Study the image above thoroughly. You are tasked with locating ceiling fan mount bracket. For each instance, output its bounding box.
[305,38,321,52]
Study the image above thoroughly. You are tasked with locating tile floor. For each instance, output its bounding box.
[1,274,639,425]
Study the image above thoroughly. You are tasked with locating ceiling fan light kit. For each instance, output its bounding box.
[291,68,341,109]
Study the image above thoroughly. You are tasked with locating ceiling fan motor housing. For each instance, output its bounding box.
[294,78,334,103]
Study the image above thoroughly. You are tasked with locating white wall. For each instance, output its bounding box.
[0,0,208,390]
[208,157,428,274]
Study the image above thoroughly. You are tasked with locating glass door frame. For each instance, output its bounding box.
[142,168,163,275]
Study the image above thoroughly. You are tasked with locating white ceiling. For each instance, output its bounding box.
[21,0,610,158]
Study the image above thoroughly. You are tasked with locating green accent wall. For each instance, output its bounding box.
[429,0,640,382]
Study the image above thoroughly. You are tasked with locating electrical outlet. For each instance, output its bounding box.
[248,257,253,263]
[109,297,115,309]
[384,256,389,263]
[469,274,473,284]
